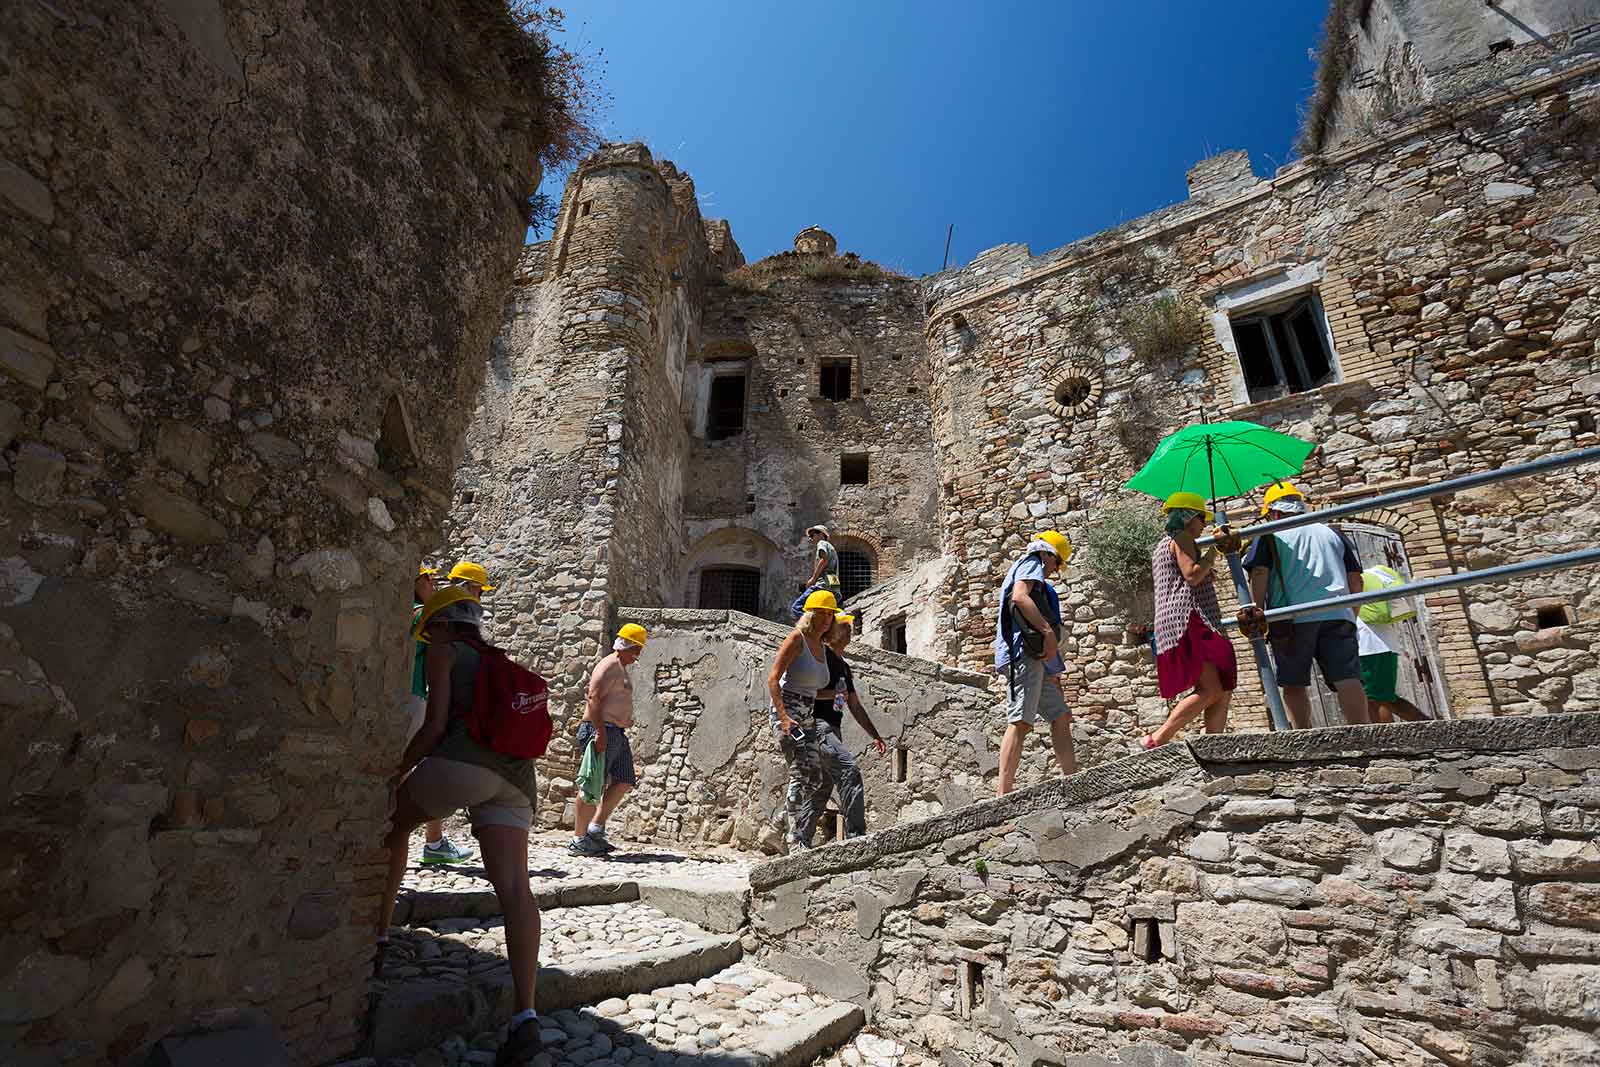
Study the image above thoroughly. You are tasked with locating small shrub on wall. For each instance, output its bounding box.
[1121,295,1205,363]
[1079,502,1164,621]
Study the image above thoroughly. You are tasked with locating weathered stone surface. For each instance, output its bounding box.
[1039,821,1145,869]
[1444,831,1513,875]
[1528,884,1600,931]
[0,325,56,390]
[128,479,226,545]
[147,1024,291,1067]
[157,422,215,484]
[1434,871,1521,932]
[1375,827,1439,870]
[1513,839,1600,878]
[11,441,66,506]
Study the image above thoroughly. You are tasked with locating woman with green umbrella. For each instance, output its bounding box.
[1140,491,1237,749]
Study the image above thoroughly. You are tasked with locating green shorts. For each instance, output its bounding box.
[1359,652,1400,704]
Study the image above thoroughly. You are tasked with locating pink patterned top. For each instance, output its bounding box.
[1151,535,1224,656]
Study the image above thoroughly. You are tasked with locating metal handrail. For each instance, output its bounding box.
[1189,443,1600,732]
[1218,546,1600,628]
[1195,444,1600,549]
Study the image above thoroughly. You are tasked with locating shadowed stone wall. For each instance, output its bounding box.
[749,714,1600,1067]
[0,3,542,1062]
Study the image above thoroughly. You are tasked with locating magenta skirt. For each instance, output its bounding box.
[1155,611,1238,700]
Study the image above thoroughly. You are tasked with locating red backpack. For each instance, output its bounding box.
[462,639,552,759]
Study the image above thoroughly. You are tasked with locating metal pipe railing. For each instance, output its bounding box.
[1219,545,1600,629]
[1195,444,1600,549]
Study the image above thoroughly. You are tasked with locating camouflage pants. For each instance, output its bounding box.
[775,691,827,846]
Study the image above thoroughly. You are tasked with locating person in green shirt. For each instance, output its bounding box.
[410,565,472,865]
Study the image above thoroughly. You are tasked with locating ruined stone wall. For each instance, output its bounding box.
[749,714,1600,1067]
[922,57,1600,758]
[1,2,541,1063]
[685,260,940,619]
[550,608,1048,854]
[442,145,728,794]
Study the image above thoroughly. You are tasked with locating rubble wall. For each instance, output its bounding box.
[0,3,541,1063]
[687,266,940,619]
[558,608,1053,851]
[922,57,1600,760]
[749,714,1600,1067]
[442,145,718,801]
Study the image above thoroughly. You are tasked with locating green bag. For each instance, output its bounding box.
[576,737,606,805]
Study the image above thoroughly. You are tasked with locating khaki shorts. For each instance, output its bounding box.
[404,757,534,832]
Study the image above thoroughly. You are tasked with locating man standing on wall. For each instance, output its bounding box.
[569,624,647,857]
[1241,482,1369,728]
[994,530,1078,796]
[791,525,842,620]
[410,564,474,865]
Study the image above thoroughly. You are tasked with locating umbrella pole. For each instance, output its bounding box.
[1217,504,1292,733]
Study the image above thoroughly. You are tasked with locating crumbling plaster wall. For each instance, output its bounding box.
[922,59,1600,760]
[685,263,941,616]
[563,608,1052,853]
[749,714,1600,1067]
[1,2,541,1063]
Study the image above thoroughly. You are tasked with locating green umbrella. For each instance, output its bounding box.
[1123,420,1316,509]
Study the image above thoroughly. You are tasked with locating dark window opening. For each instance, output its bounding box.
[1536,605,1571,629]
[1132,919,1163,963]
[1489,39,1514,55]
[707,373,746,440]
[580,200,592,217]
[378,395,419,475]
[1230,296,1338,403]
[884,616,908,655]
[1577,412,1596,436]
[699,567,761,616]
[820,359,853,401]
[960,960,985,1016]
[893,747,909,783]
[461,490,476,505]
[840,452,869,485]
[838,549,875,600]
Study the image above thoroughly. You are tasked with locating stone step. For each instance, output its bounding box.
[367,935,744,1058]
[366,956,864,1066]
[397,875,749,933]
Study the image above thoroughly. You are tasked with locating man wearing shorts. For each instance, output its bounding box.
[409,565,472,864]
[1244,482,1369,728]
[994,530,1077,796]
[569,624,647,856]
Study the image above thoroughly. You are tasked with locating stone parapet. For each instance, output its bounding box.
[748,713,1600,1066]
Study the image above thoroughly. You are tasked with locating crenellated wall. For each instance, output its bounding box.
[749,714,1600,1067]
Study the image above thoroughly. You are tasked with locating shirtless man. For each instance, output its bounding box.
[569,624,647,856]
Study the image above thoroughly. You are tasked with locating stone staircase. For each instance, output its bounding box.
[342,835,867,1066]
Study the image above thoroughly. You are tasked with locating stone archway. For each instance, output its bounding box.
[684,526,785,620]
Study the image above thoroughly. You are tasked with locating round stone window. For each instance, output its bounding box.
[1047,371,1101,417]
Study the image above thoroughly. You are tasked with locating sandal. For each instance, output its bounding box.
[496,1017,545,1067]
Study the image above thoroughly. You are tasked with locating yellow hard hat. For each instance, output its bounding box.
[617,623,648,647]
[836,614,856,626]
[802,589,840,614]
[448,560,494,592]
[1033,530,1073,563]
[1162,491,1214,523]
[1260,481,1306,517]
[417,564,438,577]
[412,586,475,640]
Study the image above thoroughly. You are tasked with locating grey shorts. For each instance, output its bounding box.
[576,722,637,787]
[1004,655,1071,726]
[404,757,534,832]
[1270,618,1361,688]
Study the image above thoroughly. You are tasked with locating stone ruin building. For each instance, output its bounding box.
[4,1,1600,1066]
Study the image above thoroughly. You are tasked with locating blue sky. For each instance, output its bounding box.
[542,2,1330,276]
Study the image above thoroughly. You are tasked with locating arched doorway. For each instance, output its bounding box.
[684,527,784,619]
